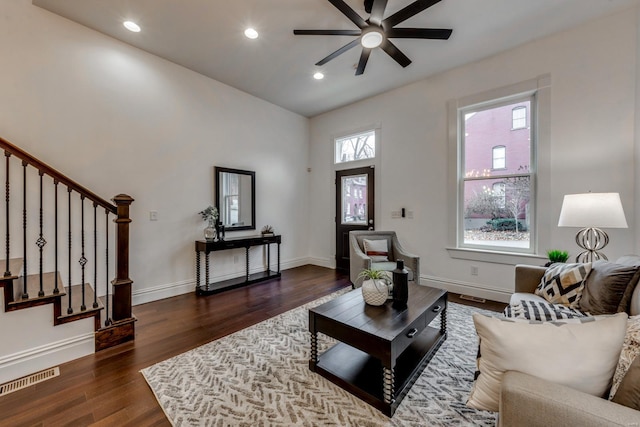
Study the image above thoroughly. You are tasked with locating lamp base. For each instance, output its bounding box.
[574,227,609,263]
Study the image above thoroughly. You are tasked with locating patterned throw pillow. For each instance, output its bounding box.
[504,299,587,321]
[609,315,640,398]
[535,262,592,309]
[362,239,389,262]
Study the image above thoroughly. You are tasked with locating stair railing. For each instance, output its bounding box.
[1,136,133,334]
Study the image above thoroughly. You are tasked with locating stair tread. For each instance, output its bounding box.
[0,258,23,280]
[58,283,104,320]
[9,272,66,306]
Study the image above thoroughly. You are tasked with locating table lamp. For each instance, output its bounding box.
[557,192,628,262]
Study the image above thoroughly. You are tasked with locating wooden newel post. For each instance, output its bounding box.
[112,194,134,321]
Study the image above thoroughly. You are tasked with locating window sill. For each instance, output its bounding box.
[446,247,546,265]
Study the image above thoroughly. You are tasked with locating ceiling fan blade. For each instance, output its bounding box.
[294,29,361,36]
[386,28,452,39]
[315,39,361,66]
[328,0,368,29]
[369,0,388,26]
[383,0,442,29]
[380,39,412,68]
[355,48,371,75]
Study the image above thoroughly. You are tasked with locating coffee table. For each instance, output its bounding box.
[309,283,447,416]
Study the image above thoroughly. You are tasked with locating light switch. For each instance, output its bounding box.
[150,210,158,221]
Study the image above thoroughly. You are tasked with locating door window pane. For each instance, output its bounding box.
[342,175,368,224]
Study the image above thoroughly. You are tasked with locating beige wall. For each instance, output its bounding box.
[309,7,639,301]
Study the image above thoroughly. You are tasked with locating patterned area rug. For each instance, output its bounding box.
[141,290,498,426]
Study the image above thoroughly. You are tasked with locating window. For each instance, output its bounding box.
[335,130,375,164]
[460,96,535,252]
[492,146,506,169]
[512,106,527,129]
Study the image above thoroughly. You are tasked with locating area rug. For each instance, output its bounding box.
[141,290,498,426]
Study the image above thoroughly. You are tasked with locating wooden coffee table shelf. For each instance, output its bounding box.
[309,283,447,417]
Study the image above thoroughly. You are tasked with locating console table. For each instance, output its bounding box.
[195,235,281,295]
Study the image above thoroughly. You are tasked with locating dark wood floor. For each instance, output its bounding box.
[0,265,505,426]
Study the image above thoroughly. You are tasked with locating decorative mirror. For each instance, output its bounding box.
[215,167,255,231]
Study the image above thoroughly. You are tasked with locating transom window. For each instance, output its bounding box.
[461,96,535,252]
[335,130,375,164]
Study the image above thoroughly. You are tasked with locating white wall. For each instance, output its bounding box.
[0,0,310,307]
[309,8,639,302]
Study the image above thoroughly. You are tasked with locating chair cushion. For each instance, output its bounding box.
[371,262,414,281]
[363,238,389,262]
[535,262,592,309]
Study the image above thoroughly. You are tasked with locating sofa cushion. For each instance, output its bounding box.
[363,238,389,262]
[612,354,640,410]
[370,262,414,281]
[467,312,627,412]
[505,299,587,321]
[579,260,640,315]
[535,262,592,309]
[610,315,640,398]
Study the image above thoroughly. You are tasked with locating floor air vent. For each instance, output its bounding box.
[460,295,486,303]
[0,367,60,397]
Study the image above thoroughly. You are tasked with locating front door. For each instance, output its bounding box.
[335,166,375,273]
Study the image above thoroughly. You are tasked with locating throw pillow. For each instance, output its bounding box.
[579,260,640,315]
[609,315,640,398]
[535,262,592,309]
[467,312,628,412]
[504,299,587,321]
[612,354,640,410]
[362,239,389,262]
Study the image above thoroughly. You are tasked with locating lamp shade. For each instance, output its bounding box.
[558,193,628,228]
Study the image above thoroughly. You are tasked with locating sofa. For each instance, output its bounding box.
[497,256,640,426]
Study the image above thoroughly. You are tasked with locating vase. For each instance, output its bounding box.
[392,259,409,309]
[204,218,217,241]
[362,279,390,306]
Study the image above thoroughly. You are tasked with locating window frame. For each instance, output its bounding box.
[447,75,551,263]
[334,129,376,165]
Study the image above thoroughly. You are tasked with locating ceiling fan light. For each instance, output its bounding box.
[361,31,383,48]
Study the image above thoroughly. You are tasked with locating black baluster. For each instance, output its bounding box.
[93,203,98,309]
[53,180,59,294]
[37,171,46,297]
[22,161,28,299]
[67,187,73,314]
[79,196,87,311]
[104,209,111,326]
[4,151,10,277]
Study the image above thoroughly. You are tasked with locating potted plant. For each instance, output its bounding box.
[357,268,391,306]
[261,225,274,236]
[545,249,569,267]
[199,205,219,241]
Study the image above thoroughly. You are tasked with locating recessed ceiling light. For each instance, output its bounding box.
[313,72,324,80]
[361,30,383,48]
[123,21,141,33]
[244,28,259,39]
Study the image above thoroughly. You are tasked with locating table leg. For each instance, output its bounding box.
[277,242,281,274]
[267,243,271,273]
[440,307,447,335]
[205,252,210,291]
[309,313,318,371]
[245,247,250,281]
[195,250,200,291]
[383,366,395,404]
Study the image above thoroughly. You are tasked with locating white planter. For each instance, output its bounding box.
[362,279,390,306]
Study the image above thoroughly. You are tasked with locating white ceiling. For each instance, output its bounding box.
[34,0,639,117]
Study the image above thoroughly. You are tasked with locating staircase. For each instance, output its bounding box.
[0,136,134,383]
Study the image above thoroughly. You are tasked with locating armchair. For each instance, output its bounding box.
[349,230,420,288]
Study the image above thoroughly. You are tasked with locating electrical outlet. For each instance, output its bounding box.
[391,210,402,218]
[149,210,158,221]
[407,210,414,219]
[470,265,479,276]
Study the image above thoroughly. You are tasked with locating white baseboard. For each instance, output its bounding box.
[0,333,94,385]
[132,257,314,306]
[421,275,512,303]
[307,256,334,269]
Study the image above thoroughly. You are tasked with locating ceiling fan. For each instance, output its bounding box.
[293,0,453,75]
